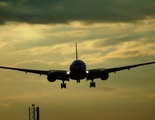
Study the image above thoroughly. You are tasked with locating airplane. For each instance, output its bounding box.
[0,42,155,89]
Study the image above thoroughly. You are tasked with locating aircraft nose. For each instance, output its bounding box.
[70,64,86,72]
[70,59,86,72]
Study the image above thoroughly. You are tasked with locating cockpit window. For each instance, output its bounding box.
[70,60,85,66]
[74,61,82,65]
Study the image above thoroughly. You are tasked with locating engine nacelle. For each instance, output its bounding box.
[47,72,56,82]
[99,70,109,80]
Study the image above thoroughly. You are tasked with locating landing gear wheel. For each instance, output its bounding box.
[77,79,80,83]
[90,82,96,88]
[61,83,66,89]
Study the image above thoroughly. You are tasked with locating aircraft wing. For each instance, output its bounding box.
[106,61,155,73]
[0,66,68,80]
[87,61,155,79]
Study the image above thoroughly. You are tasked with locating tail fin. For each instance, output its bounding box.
[75,42,78,59]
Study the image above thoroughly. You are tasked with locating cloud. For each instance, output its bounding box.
[0,0,155,25]
[8,42,75,57]
[14,59,70,68]
[0,91,53,101]
[0,1,8,7]
[0,102,11,107]
[0,19,155,66]
[101,86,119,92]
[104,40,155,59]
[142,93,155,99]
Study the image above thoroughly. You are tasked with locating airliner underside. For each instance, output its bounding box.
[0,43,155,88]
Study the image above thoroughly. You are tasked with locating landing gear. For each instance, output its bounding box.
[90,79,96,88]
[77,79,80,83]
[61,81,66,89]
[90,82,96,88]
[61,83,66,89]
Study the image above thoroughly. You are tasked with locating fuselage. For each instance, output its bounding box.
[69,59,86,80]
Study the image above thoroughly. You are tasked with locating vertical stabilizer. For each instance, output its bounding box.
[75,42,78,59]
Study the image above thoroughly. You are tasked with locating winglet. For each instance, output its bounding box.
[75,42,78,59]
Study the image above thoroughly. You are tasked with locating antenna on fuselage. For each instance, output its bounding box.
[75,42,78,59]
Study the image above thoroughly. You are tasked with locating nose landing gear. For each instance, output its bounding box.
[77,79,80,83]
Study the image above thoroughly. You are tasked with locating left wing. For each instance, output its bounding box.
[87,61,155,80]
[0,66,68,80]
[106,61,155,73]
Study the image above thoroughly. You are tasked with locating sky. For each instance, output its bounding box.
[0,0,155,120]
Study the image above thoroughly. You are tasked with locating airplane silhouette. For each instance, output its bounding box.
[0,42,155,88]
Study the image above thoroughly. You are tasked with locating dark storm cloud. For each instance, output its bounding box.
[0,0,155,24]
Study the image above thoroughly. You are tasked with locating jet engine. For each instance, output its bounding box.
[47,72,56,82]
[99,70,109,80]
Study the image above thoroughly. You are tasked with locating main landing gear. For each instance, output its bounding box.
[90,79,96,88]
[60,79,96,88]
[61,80,66,89]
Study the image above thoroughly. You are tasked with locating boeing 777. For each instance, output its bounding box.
[0,42,155,88]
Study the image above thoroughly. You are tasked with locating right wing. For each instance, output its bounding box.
[0,66,68,81]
